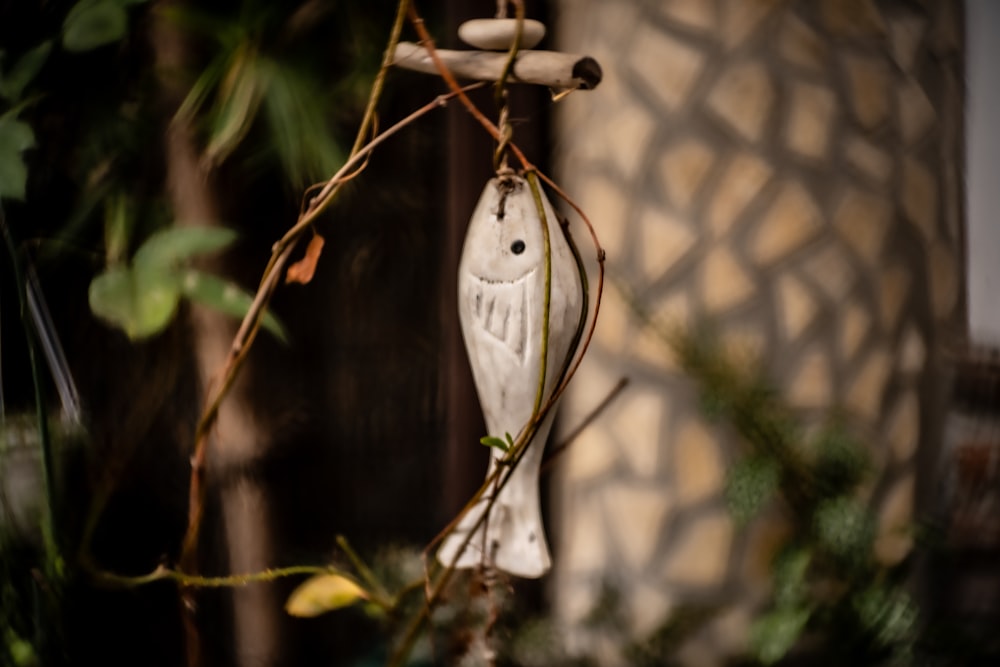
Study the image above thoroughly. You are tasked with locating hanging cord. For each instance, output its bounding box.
[492,0,524,175]
[493,91,513,175]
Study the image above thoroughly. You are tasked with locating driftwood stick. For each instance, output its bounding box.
[393,42,602,90]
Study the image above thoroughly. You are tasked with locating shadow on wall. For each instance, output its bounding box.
[551,0,974,664]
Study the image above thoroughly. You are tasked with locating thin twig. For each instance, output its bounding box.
[84,537,405,611]
[526,171,552,419]
[91,562,341,589]
[176,74,473,613]
[178,83,481,580]
[184,82,485,507]
[542,377,629,474]
[536,170,606,406]
[494,0,524,108]
[336,535,390,603]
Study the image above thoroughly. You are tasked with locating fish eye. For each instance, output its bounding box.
[511,240,526,255]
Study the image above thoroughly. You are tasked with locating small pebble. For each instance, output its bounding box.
[458,18,546,51]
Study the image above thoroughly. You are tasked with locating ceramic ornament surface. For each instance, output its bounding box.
[438,175,583,578]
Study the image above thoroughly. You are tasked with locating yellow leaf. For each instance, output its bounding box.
[285,574,368,618]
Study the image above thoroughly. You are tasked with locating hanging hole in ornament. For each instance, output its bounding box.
[511,240,526,255]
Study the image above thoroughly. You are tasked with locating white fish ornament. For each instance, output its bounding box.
[438,174,583,578]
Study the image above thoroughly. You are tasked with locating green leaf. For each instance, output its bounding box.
[88,265,181,339]
[204,45,266,168]
[0,113,35,151]
[724,456,780,525]
[813,496,874,562]
[852,585,917,647]
[750,607,811,665]
[0,40,52,101]
[132,225,237,269]
[285,573,368,617]
[179,270,287,342]
[63,0,129,52]
[6,630,38,667]
[0,112,35,200]
[103,192,132,264]
[697,392,729,421]
[480,436,510,452]
[811,424,871,498]
[261,57,343,187]
[173,54,228,127]
[158,5,240,45]
[0,146,28,200]
[771,547,811,609]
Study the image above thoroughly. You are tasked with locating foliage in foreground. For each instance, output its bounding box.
[0,0,372,663]
[673,326,917,665]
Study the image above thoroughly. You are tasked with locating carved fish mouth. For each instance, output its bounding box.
[465,268,536,363]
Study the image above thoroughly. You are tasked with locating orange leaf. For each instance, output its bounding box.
[286,232,325,285]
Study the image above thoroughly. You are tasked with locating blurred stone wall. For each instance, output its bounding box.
[550,0,965,663]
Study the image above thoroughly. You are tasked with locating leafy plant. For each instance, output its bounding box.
[669,328,916,665]
[0,41,52,102]
[725,455,781,526]
[0,39,51,200]
[0,111,35,201]
[480,432,515,454]
[62,0,149,52]
[167,2,348,187]
[88,225,287,341]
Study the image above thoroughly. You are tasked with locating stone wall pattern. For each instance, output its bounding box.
[550,1,965,664]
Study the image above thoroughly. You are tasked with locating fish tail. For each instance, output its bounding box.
[436,428,552,578]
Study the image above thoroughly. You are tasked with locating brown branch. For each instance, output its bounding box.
[542,377,629,474]
[179,81,482,576]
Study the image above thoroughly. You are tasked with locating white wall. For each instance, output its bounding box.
[966,0,1000,345]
